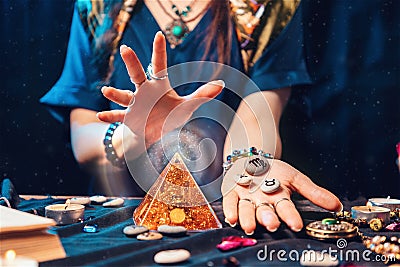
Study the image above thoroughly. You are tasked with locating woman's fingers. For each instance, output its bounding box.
[291,171,343,212]
[101,86,134,107]
[182,80,225,111]
[222,190,239,227]
[96,110,126,123]
[272,197,303,232]
[120,45,147,86]
[238,199,257,235]
[255,203,281,232]
[151,31,167,76]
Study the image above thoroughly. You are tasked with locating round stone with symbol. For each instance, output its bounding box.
[260,178,280,194]
[234,174,253,186]
[245,156,269,176]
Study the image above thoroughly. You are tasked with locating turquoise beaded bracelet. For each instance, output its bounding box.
[222,147,273,173]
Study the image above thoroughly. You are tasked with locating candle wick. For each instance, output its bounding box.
[368,207,371,212]
[387,196,391,200]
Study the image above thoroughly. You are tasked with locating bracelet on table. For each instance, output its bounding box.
[103,122,126,168]
[222,147,273,173]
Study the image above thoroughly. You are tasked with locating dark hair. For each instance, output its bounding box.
[88,0,232,83]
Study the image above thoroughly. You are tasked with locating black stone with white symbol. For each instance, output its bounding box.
[260,178,280,193]
[245,156,269,176]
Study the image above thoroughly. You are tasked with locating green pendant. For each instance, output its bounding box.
[172,25,184,37]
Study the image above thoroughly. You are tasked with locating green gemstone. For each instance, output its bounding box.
[172,25,184,37]
[321,218,339,225]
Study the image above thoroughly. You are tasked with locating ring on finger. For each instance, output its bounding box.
[146,63,168,80]
[255,202,275,212]
[273,197,292,209]
[238,198,255,209]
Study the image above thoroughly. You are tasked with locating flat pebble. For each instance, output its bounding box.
[245,156,269,176]
[300,250,339,266]
[103,197,124,207]
[137,232,163,241]
[157,225,187,237]
[89,195,107,204]
[234,174,253,186]
[69,197,91,205]
[154,249,191,264]
[260,178,280,193]
[123,225,149,236]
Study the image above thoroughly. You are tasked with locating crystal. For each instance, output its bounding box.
[133,153,222,230]
[172,25,184,37]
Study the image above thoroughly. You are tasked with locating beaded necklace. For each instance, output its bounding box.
[157,0,209,48]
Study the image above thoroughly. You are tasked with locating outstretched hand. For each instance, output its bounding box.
[97,31,224,145]
[222,158,342,235]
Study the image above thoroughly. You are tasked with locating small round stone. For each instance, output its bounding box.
[369,218,384,231]
[137,231,163,241]
[234,174,253,186]
[70,197,91,205]
[154,249,191,264]
[245,156,269,176]
[89,195,107,204]
[321,218,339,225]
[103,197,124,207]
[123,225,149,236]
[172,25,183,37]
[260,178,280,193]
[157,225,187,237]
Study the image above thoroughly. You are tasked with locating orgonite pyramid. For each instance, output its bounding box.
[133,153,222,230]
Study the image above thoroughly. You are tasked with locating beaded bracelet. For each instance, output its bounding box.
[222,147,273,173]
[103,122,126,169]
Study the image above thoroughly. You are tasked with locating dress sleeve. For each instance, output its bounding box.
[40,6,108,124]
[247,1,311,93]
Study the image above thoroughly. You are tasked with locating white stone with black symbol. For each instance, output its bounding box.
[260,178,280,194]
[234,173,253,186]
[245,155,270,176]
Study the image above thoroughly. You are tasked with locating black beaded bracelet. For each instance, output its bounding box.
[103,122,126,168]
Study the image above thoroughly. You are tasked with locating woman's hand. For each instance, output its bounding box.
[222,158,342,235]
[97,31,224,146]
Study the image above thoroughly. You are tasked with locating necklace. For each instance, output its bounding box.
[157,0,208,48]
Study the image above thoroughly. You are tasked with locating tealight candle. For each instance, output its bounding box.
[0,250,38,267]
[351,205,390,224]
[45,200,85,225]
[368,197,400,211]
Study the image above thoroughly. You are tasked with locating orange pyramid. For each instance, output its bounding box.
[133,153,222,230]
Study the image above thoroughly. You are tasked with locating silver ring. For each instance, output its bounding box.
[0,197,11,208]
[255,202,275,211]
[238,198,255,208]
[146,64,168,80]
[273,197,292,209]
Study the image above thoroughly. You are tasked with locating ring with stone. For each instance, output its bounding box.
[238,198,255,209]
[146,63,169,80]
[255,202,275,212]
[260,178,281,194]
[273,197,292,209]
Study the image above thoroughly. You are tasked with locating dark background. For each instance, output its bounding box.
[1,0,399,197]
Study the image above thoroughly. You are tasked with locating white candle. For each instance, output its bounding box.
[45,203,85,225]
[351,205,390,224]
[0,250,38,267]
[368,197,400,210]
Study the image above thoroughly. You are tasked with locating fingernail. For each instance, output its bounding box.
[224,218,237,227]
[267,226,278,232]
[120,44,128,53]
[96,112,100,119]
[291,226,302,232]
[336,203,344,212]
[245,230,254,236]
[101,87,106,93]
[211,80,225,88]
